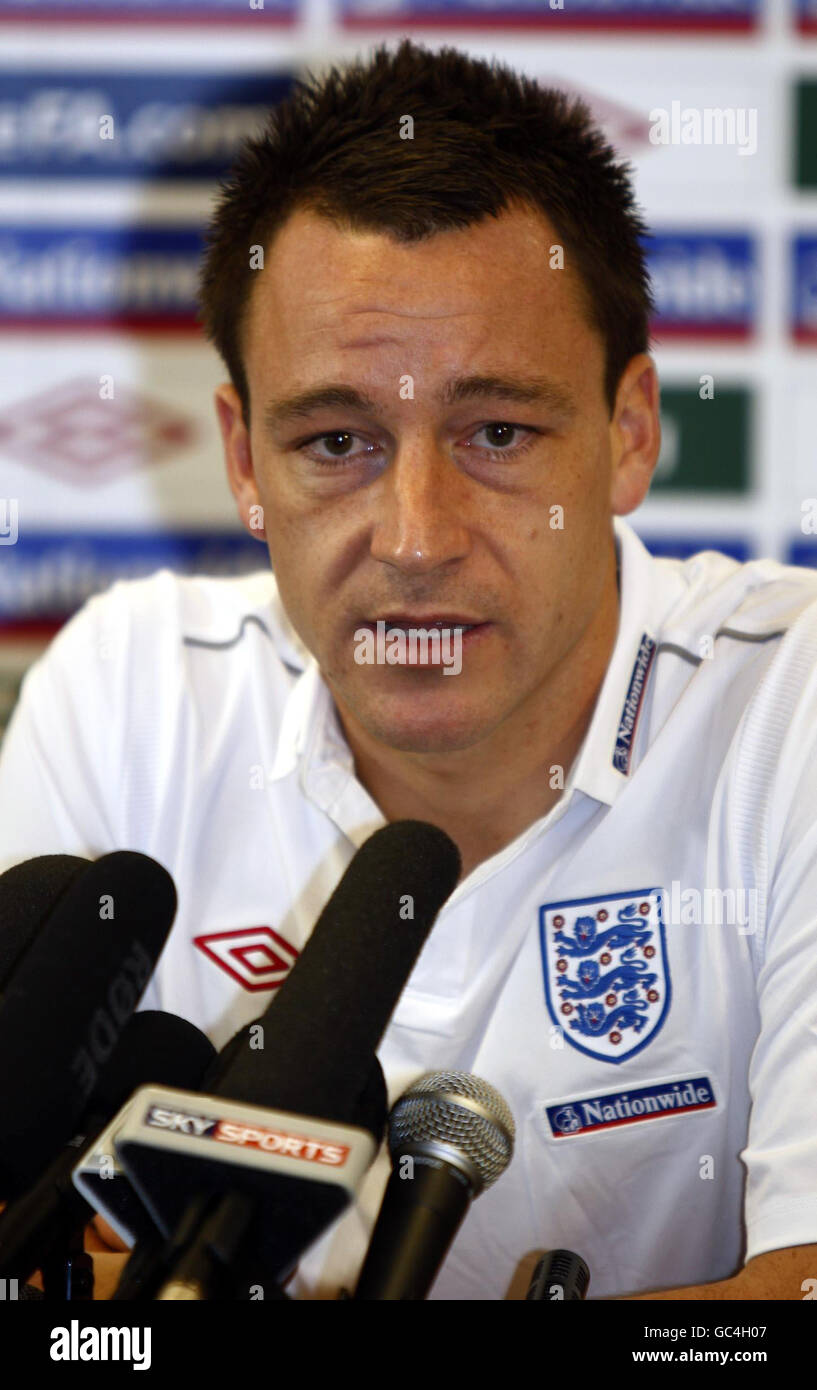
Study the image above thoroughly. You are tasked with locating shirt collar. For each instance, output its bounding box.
[268,516,686,810]
[268,656,350,783]
[564,516,684,807]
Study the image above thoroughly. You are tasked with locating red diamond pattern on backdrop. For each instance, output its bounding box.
[0,376,195,485]
[540,80,652,154]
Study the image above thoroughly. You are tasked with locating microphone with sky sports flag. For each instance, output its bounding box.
[109,821,460,1299]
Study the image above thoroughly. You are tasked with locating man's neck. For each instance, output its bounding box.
[331,546,621,883]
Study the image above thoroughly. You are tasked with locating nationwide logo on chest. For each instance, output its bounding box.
[545,1075,717,1140]
[539,888,670,1063]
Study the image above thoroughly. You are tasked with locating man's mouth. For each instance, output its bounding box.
[364,615,484,633]
[351,614,492,672]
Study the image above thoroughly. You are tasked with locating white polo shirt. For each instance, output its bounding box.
[2,514,817,1301]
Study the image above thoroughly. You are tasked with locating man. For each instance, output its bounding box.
[1,39,816,1300]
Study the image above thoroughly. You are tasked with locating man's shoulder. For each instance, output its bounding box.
[47,564,311,679]
[657,548,817,816]
[655,545,817,652]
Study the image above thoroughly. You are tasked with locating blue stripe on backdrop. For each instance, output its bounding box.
[0,531,265,623]
[0,0,295,14]
[636,534,753,562]
[0,72,294,181]
[339,0,761,27]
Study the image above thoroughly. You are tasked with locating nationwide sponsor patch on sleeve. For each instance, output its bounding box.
[544,1075,717,1139]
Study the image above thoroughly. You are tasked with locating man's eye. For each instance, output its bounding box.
[463,424,540,460]
[470,423,531,452]
[299,432,377,466]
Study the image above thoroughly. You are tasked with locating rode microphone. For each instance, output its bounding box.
[0,854,90,987]
[525,1249,591,1301]
[0,1012,215,1287]
[0,851,177,1197]
[354,1070,515,1300]
[114,821,461,1297]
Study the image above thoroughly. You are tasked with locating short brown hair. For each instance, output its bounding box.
[198,38,654,423]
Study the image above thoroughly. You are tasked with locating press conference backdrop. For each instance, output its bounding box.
[0,0,816,738]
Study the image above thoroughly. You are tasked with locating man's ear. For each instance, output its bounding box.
[214,383,266,541]
[608,353,662,518]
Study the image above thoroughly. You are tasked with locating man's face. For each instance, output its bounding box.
[223,202,650,755]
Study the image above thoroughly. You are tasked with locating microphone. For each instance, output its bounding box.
[354,1070,515,1300]
[110,1056,388,1303]
[525,1249,590,1300]
[72,1012,217,1248]
[0,1012,215,1287]
[0,851,177,1198]
[210,820,462,1120]
[0,854,90,987]
[114,821,461,1296]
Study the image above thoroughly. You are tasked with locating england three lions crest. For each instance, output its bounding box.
[539,889,670,1064]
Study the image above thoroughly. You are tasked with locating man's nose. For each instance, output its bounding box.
[368,442,472,575]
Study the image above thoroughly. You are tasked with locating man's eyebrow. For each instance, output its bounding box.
[263,374,578,432]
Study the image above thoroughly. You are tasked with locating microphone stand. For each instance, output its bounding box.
[113,1191,291,1301]
[40,1222,94,1301]
[155,1191,256,1301]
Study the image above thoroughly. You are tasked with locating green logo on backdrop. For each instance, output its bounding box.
[794,80,817,189]
[652,387,751,494]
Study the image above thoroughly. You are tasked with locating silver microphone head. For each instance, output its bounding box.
[388,1070,515,1194]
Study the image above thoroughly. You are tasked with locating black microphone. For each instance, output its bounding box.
[114,821,461,1297]
[212,820,462,1120]
[0,850,177,1197]
[354,1070,515,1300]
[0,854,90,987]
[525,1249,590,1301]
[111,1054,388,1304]
[0,1012,215,1287]
[72,1012,217,1249]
